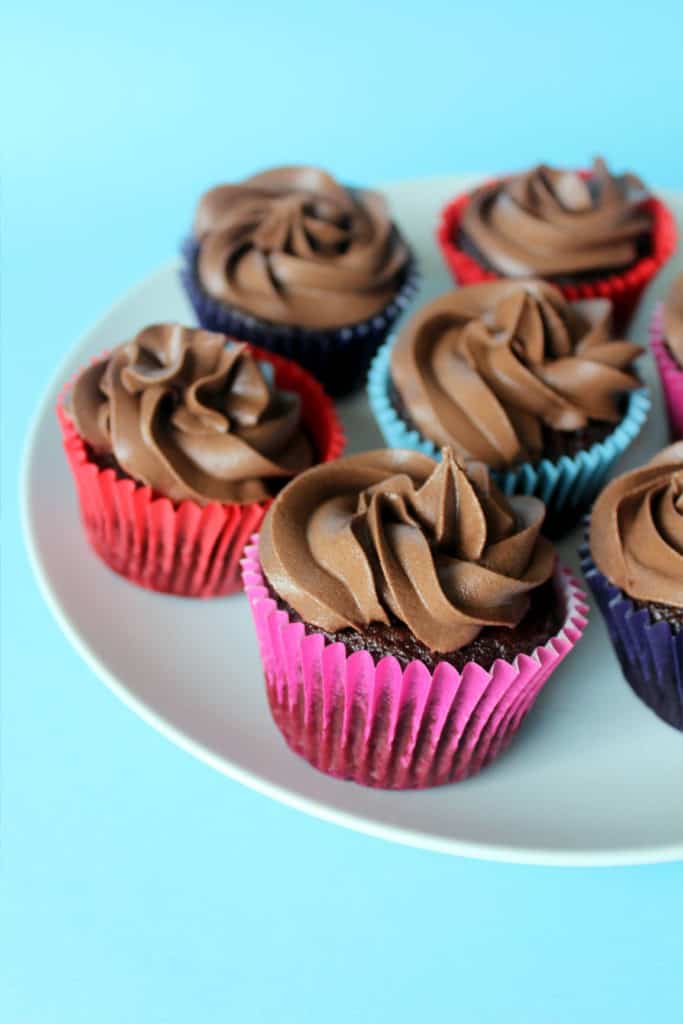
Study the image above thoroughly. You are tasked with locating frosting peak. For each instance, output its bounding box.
[390,280,642,469]
[461,158,652,278]
[68,324,314,505]
[355,452,496,564]
[590,442,683,608]
[260,449,555,653]
[193,166,410,329]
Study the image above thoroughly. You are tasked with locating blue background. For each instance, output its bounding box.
[2,2,682,1020]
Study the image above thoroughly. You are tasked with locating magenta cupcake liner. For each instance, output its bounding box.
[241,538,588,788]
[580,540,683,731]
[649,303,683,440]
[180,236,419,398]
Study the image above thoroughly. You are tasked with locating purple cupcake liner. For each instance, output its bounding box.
[580,537,683,731]
[179,236,419,398]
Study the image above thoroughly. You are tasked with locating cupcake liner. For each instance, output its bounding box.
[367,338,651,538]
[650,303,683,440]
[437,183,677,333]
[58,345,345,598]
[241,538,588,788]
[179,236,420,398]
[580,541,683,731]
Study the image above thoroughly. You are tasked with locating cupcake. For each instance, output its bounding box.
[438,158,676,332]
[241,448,587,788]
[650,273,683,440]
[581,443,683,730]
[58,323,344,596]
[181,165,417,397]
[368,280,649,537]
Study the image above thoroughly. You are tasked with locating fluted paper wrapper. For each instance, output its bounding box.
[368,338,650,539]
[580,542,683,731]
[58,345,345,597]
[650,303,683,440]
[241,540,587,788]
[437,187,677,333]
[180,237,419,398]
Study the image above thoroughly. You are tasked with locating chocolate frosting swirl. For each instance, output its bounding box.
[390,280,642,469]
[68,324,314,505]
[260,448,555,653]
[193,166,410,329]
[663,272,683,367]
[461,158,651,277]
[590,443,683,608]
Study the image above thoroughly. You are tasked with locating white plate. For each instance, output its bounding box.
[22,176,683,866]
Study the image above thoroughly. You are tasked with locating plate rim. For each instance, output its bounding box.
[20,179,683,868]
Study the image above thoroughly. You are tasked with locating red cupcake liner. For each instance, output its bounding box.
[650,303,683,440]
[437,177,677,333]
[242,539,588,788]
[58,344,346,598]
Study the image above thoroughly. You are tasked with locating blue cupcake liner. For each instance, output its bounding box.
[580,539,683,731]
[367,337,651,538]
[179,237,419,399]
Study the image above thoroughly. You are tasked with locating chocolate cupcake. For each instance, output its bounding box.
[581,443,683,730]
[438,158,676,331]
[58,323,344,596]
[181,166,417,397]
[241,448,587,788]
[368,280,649,537]
[650,272,683,440]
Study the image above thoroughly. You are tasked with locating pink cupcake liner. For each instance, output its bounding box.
[241,539,588,788]
[58,344,346,597]
[650,303,683,440]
